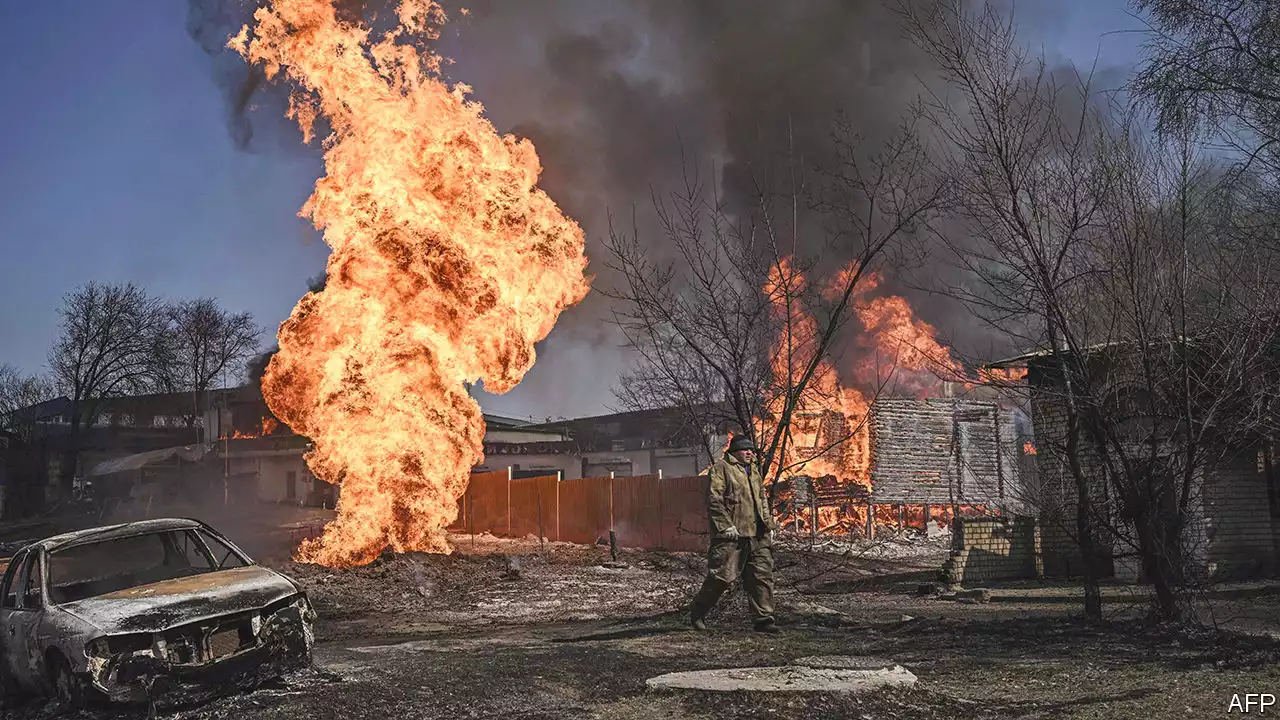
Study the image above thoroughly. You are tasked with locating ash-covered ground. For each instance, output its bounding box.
[275,531,955,639]
[2,529,1277,720]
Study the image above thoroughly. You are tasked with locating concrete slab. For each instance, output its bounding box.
[646,656,917,693]
[791,656,897,670]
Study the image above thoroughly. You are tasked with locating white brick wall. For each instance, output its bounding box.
[1032,376,1278,580]
[1201,450,1279,579]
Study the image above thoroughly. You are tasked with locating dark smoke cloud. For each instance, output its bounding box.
[186,0,1013,418]
[187,0,280,151]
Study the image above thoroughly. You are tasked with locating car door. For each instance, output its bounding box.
[0,549,29,689]
[4,551,46,691]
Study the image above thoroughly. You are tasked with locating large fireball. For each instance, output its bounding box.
[231,0,590,566]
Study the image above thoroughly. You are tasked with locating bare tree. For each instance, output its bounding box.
[1132,4,1280,566]
[898,0,1115,618]
[0,364,56,440]
[48,282,167,491]
[1080,118,1280,620]
[603,115,946,491]
[902,0,1280,622]
[1133,0,1280,184]
[155,298,261,432]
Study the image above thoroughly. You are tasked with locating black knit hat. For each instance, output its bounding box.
[727,435,757,453]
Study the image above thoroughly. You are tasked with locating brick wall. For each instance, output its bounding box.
[1201,449,1279,579]
[870,399,1021,507]
[1036,509,1110,578]
[1027,370,1120,579]
[1027,393,1111,514]
[947,516,1041,584]
[1028,364,1277,581]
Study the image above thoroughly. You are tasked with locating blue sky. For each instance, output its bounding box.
[0,0,1146,417]
[0,1,327,375]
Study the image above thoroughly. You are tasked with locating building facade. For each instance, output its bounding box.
[1008,351,1280,581]
[473,408,717,480]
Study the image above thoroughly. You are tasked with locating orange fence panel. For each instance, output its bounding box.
[659,475,710,552]
[610,475,662,549]
[450,471,713,552]
[509,475,560,539]
[467,470,511,536]
[557,476,610,544]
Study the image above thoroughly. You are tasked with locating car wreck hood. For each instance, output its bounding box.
[57,565,300,634]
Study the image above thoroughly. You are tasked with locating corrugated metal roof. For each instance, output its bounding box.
[87,444,211,477]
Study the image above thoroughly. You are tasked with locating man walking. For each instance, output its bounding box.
[690,435,780,633]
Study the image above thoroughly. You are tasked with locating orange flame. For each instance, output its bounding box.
[233,0,589,566]
[759,261,1024,535]
[853,295,966,392]
[978,366,1028,384]
[220,415,280,440]
[760,260,964,495]
[1023,441,1037,455]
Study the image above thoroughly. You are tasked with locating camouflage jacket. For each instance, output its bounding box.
[707,454,776,538]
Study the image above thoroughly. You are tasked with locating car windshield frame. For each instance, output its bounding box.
[44,526,253,605]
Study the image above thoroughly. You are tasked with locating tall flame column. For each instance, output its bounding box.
[232,0,590,567]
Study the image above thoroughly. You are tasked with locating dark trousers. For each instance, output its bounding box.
[690,535,775,625]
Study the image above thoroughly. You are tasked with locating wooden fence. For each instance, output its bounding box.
[448,471,710,552]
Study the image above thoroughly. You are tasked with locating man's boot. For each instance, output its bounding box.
[752,619,780,634]
[691,615,708,631]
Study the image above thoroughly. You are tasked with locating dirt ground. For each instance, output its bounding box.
[1,527,1277,719]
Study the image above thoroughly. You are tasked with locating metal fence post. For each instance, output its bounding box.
[657,470,664,549]
[536,480,545,552]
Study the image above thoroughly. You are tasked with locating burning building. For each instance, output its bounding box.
[750,257,1032,536]
[869,398,1024,510]
[773,395,1029,537]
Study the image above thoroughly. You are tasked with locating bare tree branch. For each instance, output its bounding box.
[48,282,167,490]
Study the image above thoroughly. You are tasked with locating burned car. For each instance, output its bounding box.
[0,518,314,706]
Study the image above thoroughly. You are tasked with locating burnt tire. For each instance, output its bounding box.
[49,654,96,709]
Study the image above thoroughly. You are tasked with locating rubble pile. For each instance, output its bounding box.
[774,529,953,562]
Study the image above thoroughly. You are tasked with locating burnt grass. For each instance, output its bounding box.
[2,533,1277,720]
